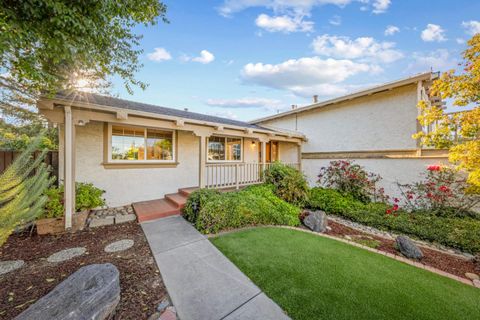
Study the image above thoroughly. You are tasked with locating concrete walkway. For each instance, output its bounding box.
[142,216,290,320]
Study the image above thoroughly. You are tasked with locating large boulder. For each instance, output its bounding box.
[16,263,120,320]
[303,210,328,233]
[395,236,423,260]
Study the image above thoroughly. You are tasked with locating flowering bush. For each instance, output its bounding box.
[318,160,387,203]
[397,165,480,216]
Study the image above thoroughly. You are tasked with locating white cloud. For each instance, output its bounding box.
[183,50,215,64]
[312,34,403,63]
[456,38,465,44]
[241,56,373,97]
[206,97,283,111]
[421,24,447,42]
[147,48,172,62]
[407,49,456,72]
[218,0,353,17]
[384,25,399,36]
[462,20,480,36]
[329,15,342,26]
[209,110,239,120]
[255,13,314,33]
[372,0,391,14]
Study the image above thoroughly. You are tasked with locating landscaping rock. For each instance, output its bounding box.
[465,273,479,281]
[303,210,328,233]
[0,260,24,276]
[47,247,86,263]
[159,307,177,320]
[148,312,162,320]
[89,216,115,228]
[395,236,423,260]
[15,263,120,320]
[115,213,137,224]
[157,297,172,313]
[104,239,134,253]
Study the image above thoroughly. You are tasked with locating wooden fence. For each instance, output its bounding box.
[0,150,59,184]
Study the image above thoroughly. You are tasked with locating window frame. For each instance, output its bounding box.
[107,123,176,163]
[206,135,243,163]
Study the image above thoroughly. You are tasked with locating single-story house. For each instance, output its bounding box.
[38,92,305,226]
[38,71,447,227]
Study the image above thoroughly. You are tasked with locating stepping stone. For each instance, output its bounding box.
[465,273,479,281]
[47,247,86,263]
[0,260,24,276]
[104,239,134,253]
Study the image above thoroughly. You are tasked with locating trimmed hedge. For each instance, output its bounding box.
[308,187,480,254]
[264,162,309,207]
[183,184,300,234]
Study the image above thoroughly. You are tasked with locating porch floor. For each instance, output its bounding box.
[132,187,198,222]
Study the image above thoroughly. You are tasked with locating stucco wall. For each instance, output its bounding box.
[278,141,298,163]
[261,84,419,152]
[257,84,449,199]
[69,121,200,207]
[302,158,448,198]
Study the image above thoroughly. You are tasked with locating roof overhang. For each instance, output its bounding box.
[251,72,438,124]
[38,96,306,141]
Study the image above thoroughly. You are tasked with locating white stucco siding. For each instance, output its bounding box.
[262,84,419,152]
[302,158,448,199]
[278,141,298,163]
[243,138,259,162]
[73,122,200,207]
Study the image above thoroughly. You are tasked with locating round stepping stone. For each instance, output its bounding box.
[47,247,86,263]
[104,239,134,253]
[0,260,24,276]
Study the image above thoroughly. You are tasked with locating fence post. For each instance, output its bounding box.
[235,163,240,190]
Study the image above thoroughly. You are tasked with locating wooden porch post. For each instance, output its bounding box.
[63,106,75,229]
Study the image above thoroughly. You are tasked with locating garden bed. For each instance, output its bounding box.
[0,222,166,319]
[325,220,479,280]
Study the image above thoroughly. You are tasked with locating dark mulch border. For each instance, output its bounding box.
[0,222,166,320]
[325,220,478,280]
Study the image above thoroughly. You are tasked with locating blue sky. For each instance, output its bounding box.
[110,0,480,121]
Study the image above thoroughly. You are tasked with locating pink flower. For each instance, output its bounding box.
[393,204,399,211]
[386,209,392,215]
[427,165,441,171]
[439,185,450,192]
[394,198,399,203]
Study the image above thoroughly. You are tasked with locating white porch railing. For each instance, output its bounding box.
[205,162,300,189]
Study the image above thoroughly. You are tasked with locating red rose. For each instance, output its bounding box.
[393,204,399,211]
[386,209,392,214]
[394,198,399,203]
[439,185,449,192]
[427,165,441,171]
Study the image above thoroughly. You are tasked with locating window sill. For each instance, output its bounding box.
[102,162,179,169]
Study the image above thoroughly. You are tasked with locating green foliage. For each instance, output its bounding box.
[0,128,56,150]
[0,136,54,245]
[318,160,386,203]
[75,182,105,212]
[0,0,167,146]
[183,189,220,224]
[184,185,300,234]
[43,186,64,219]
[308,187,480,253]
[264,162,309,206]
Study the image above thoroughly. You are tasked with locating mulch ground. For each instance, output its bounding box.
[325,220,478,280]
[0,222,166,320]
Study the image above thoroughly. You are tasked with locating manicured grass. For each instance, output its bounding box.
[211,228,480,320]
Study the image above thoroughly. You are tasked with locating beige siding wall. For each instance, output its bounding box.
[278,141,298,163]
[65,121,200,207]
[262,84,419,152]
[257,84,449,198]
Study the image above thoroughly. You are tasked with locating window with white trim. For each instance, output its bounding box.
[207,136,242,161]
[110,125,174,161]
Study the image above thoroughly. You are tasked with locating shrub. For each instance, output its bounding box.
[184,184,300,234]
[75,182,106,211]
[43,187,64,219]
[308,187,480,253]
[183,189,220,224]
[264,162,309,206]
[397,165,480,215]
[318,160,386,203]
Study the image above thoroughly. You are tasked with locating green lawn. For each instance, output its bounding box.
[211,227,480,320]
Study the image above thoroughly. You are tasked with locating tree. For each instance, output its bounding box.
[0,0,167,146]
[414,34,480,193]
[0,136,55,245]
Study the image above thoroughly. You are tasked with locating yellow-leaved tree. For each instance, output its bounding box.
[414,33,480,193]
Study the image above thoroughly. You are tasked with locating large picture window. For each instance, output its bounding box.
[207,136,242,161]
[111,125,174,162]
